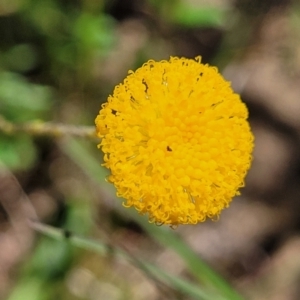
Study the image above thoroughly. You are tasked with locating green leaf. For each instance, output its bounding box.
[73,13,116,56]
[7,278,47,300]
[0,72,52,122]
[31,222,215,300]
[23,237,73,280]
[0,134,37,170]
[171,4,226,27]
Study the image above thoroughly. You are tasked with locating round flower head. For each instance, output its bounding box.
[95,57,253,226]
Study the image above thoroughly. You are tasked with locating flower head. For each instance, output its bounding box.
[95,57,253,225]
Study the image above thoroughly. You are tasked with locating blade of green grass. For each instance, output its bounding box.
[59,137,244,300]
[30,221,216,300]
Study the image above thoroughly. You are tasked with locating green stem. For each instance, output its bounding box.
[60,138,245,300]
[0,115,96,139]
[133,217,244,300]
[30,221,216,300]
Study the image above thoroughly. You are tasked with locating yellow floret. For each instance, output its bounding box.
[95,56,254,226]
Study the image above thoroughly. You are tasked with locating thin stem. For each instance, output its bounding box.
[30,221,216,300]
[61,138,245,300]
[0,115,97,139]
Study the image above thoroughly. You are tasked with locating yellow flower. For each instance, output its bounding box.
[95,57,253,226]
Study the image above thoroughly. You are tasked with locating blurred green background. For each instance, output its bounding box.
[1,0,300,299]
